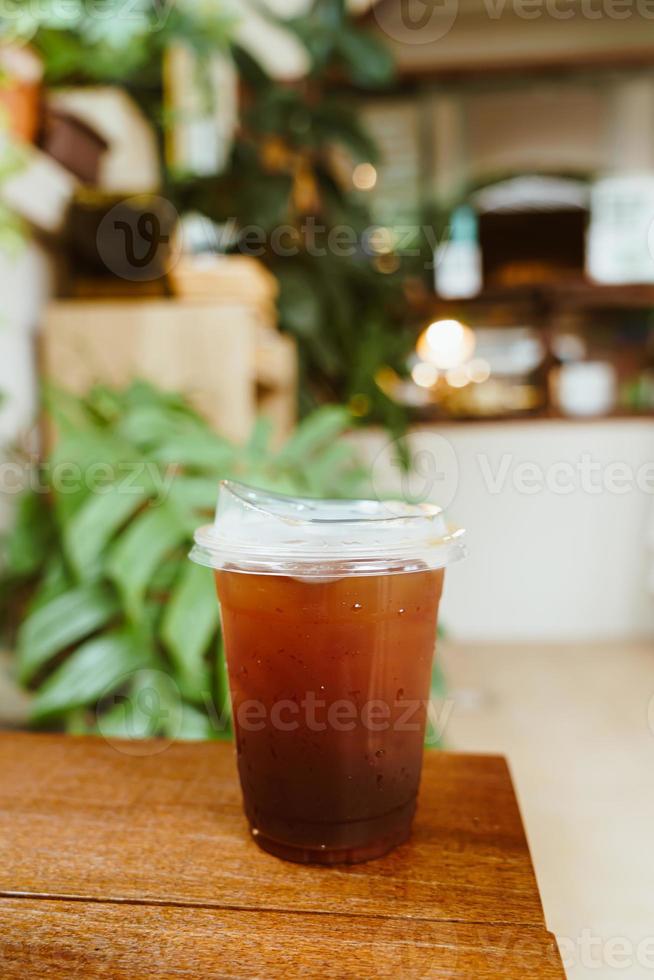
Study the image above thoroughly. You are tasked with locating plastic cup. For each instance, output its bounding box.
[191,481,465,865]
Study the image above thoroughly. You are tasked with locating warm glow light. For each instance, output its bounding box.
[368,226,395,254]
[466,358,491,383]
[417,319,476,370]
[412,361,439,388]
[353,162,378,191]
[446,367,470,389]
[374,254,400,274]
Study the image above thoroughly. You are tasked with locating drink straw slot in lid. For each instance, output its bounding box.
[190,480,466,577]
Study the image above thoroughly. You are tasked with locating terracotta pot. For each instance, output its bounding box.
[0,45,42,143]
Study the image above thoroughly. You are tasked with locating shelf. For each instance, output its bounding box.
[409,411,654,427]
[431,280,654,315]
[547,281,654,311]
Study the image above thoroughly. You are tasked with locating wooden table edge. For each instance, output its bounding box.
[0,893,568,979]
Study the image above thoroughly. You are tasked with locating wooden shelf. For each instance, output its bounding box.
[431,280,654,316]
[410,411,654,427]
[547,281,654,311]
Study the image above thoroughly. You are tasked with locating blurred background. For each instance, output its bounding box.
[1,1,654,976]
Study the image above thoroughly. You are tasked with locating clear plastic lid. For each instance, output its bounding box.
[190,481,466,578]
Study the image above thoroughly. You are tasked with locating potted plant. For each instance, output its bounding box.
[0,380,366,737]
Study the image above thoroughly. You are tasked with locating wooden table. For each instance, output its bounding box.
[0,733,566,978]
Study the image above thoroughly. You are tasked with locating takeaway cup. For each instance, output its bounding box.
[191,481,466,865]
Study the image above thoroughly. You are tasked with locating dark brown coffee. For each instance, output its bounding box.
[215,567,444,864]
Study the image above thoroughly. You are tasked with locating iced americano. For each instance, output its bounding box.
[191,482,465,865]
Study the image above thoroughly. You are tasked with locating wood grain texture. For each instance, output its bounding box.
[0,733,566,978]
[0,898,566,980]
[0,734,544,927]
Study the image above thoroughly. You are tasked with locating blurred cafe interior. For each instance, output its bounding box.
[1,1,654,976]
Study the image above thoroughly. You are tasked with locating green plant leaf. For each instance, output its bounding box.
[63,482,151,578]
[96,667,180,739]
[42,383,94,436]
[312,100,379,163]
[116,397,209,451]
[3,491,53,578]
[30,630,148,723]
[245,417,273,459]
[175,702,218,741]
[161,561,219,700]
[275,405,351,465]
[27,555,71,615]
[300,442,362,496]
[106,505,187,621]
[116,405,178,448]
[276,265,324,341]
[152,432,236,470]
[17,585,120,684]
[64,708,89,735]
[166,476,221,520]
[149,557,184,596]
[337,27,395,88]
[49,426,143,524]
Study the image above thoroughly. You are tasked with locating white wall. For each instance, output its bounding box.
[0,243,50,533]
[354,420,654,642]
